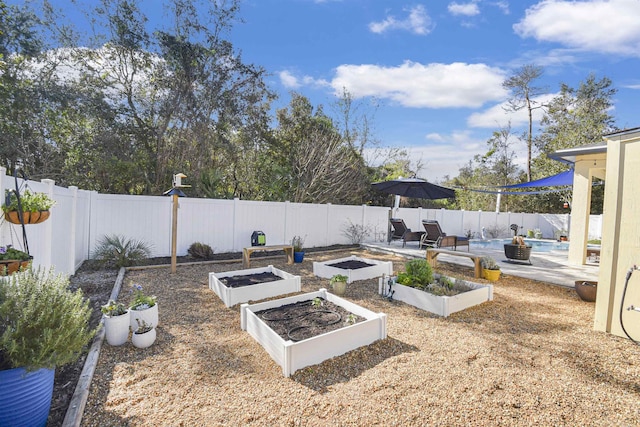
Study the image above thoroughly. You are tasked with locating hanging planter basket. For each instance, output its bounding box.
[0,259,31,276]
[4,210,51,225]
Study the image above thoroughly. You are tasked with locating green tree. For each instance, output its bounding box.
[532,74,616,213]
[270,93,369,204]
[449,124,522,212]
[502,64,546,182]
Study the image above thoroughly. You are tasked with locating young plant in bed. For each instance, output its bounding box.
[396,259,471,296]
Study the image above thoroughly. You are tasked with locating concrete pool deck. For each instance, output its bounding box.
[362,240,599,288]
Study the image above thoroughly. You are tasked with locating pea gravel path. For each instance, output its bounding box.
[81,250,640,426]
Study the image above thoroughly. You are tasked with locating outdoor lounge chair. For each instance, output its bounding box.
[420,220,470,251]
[389,218,425,247]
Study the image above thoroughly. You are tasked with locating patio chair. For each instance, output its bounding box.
[389,218,425,247]
[420,220,469,251]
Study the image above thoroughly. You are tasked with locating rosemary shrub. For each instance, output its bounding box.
[0,267,96,371]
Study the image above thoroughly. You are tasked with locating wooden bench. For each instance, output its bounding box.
[242,245,294,268]
[426,248,483,279]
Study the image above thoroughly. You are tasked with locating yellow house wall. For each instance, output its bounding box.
[594,131,640,338]
[568,156,606,265]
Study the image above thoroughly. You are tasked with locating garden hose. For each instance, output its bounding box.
[619,265,640,344]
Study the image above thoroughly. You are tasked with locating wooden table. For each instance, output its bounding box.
[242,245,294,268]
[426,248,483,278]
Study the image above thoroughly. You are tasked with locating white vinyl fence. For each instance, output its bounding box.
[0,167,602,275]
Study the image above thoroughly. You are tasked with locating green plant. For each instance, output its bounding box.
[101,300,128,317]
[311,297,323,307]
[1,189,56,213]
[291,235,305,252]
[187,242,214,259]
[344,314,357,325]
[129,284,156,310]
[330,274,348,285]
[91,234,152,267]
[134,319,153,334]
[405,259,433,285]
[480,256,500,271]
[0,245,31,261]
[0,267,96,371]
[426,277,472,296]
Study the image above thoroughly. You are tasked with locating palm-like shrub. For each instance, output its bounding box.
[0,267,96,371]
[91,234,152,267]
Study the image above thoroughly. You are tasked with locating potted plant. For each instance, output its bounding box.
[0,267,95,426]
[101,300,130,346]
[129,283,158,330]
[131,319,156,349]
[480,256,501,281]
[330,274,348,296]
[0,245,32,276]
[1,189,55,225]
[291,235,305,263]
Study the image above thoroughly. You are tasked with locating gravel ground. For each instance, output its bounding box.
[81,249,640,426]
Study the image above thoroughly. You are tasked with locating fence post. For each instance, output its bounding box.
[232,198,239,252]
[41,178,55,270]
[68,186,78,274]
[283,201,290,246]
[326,203,332,247]
[88,191,99,260]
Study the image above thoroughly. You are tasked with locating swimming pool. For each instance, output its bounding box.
[470,238,569,252]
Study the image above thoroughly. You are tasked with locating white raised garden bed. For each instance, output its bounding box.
[378,274,493,317]
[313,255,393,283]
[209,265,301,308]
[241,288,387,377]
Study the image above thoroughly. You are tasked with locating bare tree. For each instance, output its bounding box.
[502,64,546,181]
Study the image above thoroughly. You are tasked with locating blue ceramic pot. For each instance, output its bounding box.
[0,367,55,427]
[293,252,304,263]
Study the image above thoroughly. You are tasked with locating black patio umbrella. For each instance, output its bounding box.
[372,178,456,200]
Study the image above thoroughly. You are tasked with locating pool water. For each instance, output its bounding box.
[470,238,569,252]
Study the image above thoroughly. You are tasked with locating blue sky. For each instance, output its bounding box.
[21,0,640,182]
[228,0,640,182]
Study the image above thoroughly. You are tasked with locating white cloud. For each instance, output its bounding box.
[492,1,510,15]
[411,130,486,181]
[426,133,446,142]
[514,0,640,57]
[369,5,435,35]
[279,70,300,89]
[448,2,480,17]
[467,93,557,128]
[330,61,507,108]
[622,83,640,90]
[278,70,330,89]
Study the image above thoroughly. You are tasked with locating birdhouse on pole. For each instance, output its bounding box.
[163,173,190,273]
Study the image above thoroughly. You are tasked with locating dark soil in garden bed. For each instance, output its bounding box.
[221,272,282,288]
[256,298,365,342]
[327,259,375,270]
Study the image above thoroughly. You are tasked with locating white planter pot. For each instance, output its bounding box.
[131,328,156,349]
[130,303,159,331]
[241,288,387,377]
[378,275,493,317]
[313,255,393,283]
[209,265,301,308]
[104,311,130,346]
